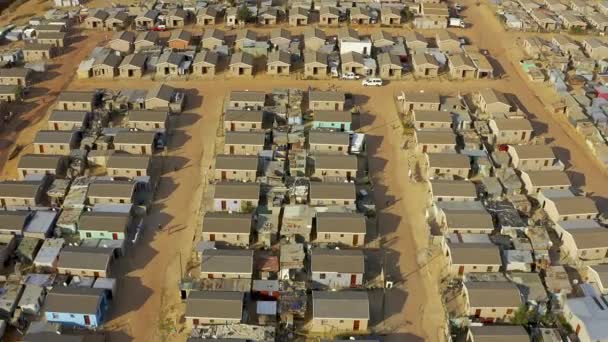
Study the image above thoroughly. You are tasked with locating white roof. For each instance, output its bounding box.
[565,284,608,341]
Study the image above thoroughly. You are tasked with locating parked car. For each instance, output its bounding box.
[341,72,360,80]
[152,25,166,31]
[362,78,383,87]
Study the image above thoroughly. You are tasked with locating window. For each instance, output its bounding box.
[491,309,496,312]
[324,234,331,239]
[320,273,326,279]
[86,232,92,238]
[52,313,59,319]
[340,234,344,237]
[337,274,342,278]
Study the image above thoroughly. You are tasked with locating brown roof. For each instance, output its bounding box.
[569,228,608,249]
[523,170,571,187]
[444,210,494,230]
[308,131,349,146]
[311,248,364,273]
[469,325,529,342]
[509,145,556,160]
[309,182,356,200]
[415,130,456,145]
[314,110,351,123]
[492,118,533,131]
[414,110,453,123]
[106,154,151,170]
[225,131,265,145]
[465,281,522,308]
[551,196,598,216]
[431,180,477,198]
[215,154,259,171]
[214,182,260,200]
[202,212,252,234]
[427,153,470,169]
[448,243,502,265]
[314,154,358,170]
[18,154,64,170]
[316,212,366,234]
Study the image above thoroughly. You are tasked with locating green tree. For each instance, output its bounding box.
[237,5,253,23]
[511,305,531,325]
[402,8,415,22]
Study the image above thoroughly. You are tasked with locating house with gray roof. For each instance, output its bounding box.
[267,50,291,76]
[213,182,260,212]
[57,246,114,277]
[192,50,218,79]
[185,291,243,329]
[224,131,266,155]
[200,249,253,278]
[78,211,131,241]
[119,53,147,78]
[304,51,329,79]
[127,109,168,132]
[312,154,358,181]
[309,182,356,206]
[308,131,350,153]
[87,180,137,205]
[17,154,66,180]
[44,286,110,328]
[197,7,219,26]
[33,130,80,155]
[0,180,46,207]
[311,249,364,289]
[145,83,183,113]
[106,154,151,178]
[201,28,225,50]
[224,110,265,132]
[229,52,254,77]
[47,110,89,131]
[315,212,366,246]
[201,212,252,246]
[56,91,96,111]
[113,131,155,155]
[214,154,259,181]
[311,291,369,333]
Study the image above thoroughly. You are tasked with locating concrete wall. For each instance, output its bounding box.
[224,121,261,131]
[415,143,456,154]
[224,144,263,155]
[311,317,368,333]
[467,306,517,322]
[57,266,108,278]
[57,101,93,111]
[200,271,251,279]
[186,317,240,330]
[107,167,148,178]
[315,232,364,246]
[89,196,133,205]
[309,143,349,153]
[310,198,354,206]
[115,143,153,155]
[310,100,345,111]
[34,142,72,155]
[201,232,250,246]
[213,199,257,212]
[311,271,363,288]
[428,166,469,179]
[214,169,257,182]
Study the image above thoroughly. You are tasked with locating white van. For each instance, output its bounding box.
[362,78,383,87]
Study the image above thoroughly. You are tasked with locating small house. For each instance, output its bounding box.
[377,52,402,79]
[304,50,329,79]
[201,28,225,50]
[84,10,109,29]
[201,212,252,246]
[446,242,502,276]
[128,110,169,131]
[289,7,309,26]
[200,248,253,279]
[135,10,159,30]
[413,110,454,129]
[311,291,369,333]
[78,211,131,240]
[319,6,340,27]
[0,68,31,86]
[105,11,130,31]
[304,27,326,51]
[475,88,513,115]
[315,211,366,246]
[312,110,352,131]
[57,246,114,277]
[113,131,155,155]
[87,180,137,204]
[119,53,147,78]
[56,91,96,111]
[507,145,564,171]
[196,7,218,26]
[168,29,192,50]
[36,31,67,48]
[145,83,183,112]
[106,154,151,178]
[23,43,55,62]
[185,291,243,329]
[311,249,364,289]
[214,154,259,182]
[44,287,109,328]
[224,131,266,155]
[109,31,135,54]
[309,90,345,111]
[350,7,371,25]
[414,130,456,153]
[213,182,260,212]
[17,154,66,180]
[430,179,477,202]
[229,52,254,77]
[33,130,80,155]
[0,180,45,207]
[192,51,218,79]
[166,8,188,29]
[436,30,461,54]
[309,182,356,206]
[308,131,350,153]
[427,153,470,180]
[443,209,494,234]
[464,280,522,322]
[134,31,159,51]
[381,7,401,26]
[489,118,534,145]
[312,154,358,181]
[267,50,291,76]
[448,53,477,80]
[224,110,264,132]
[519,170,571,194]
[229,91,265,110]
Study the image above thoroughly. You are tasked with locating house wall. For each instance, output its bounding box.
[585,267,608,294]
[168,40,189,50]
[88,195,133,205]
[193,65,216,78]
[309,143,349,153]
[428,166,469,179]
[145,98,170,110]
[156,64,179,76]
[84,18,105,29]
[320,14,340,27]
[467,306,517,322]
[24,49,53,62]
[494,129,533,145]
[313,168,356,179]
[224,121,262,131]
[46,310,101,328]
[311,271,363,288]
[107,167,148,178]
[450,263,500,276]
[289,16,308,26]
[380,65,402,79]
[305,64,328,79]
[563,305,596,342]
[0,193,39,206]
[310,198,354,206]
[315,232,365,246]
[310,317,369,333]
[201,232,250,246]
[18,167,57,180]
[447,227,493,234]
[214,169,257,181]
[34,142,72,155]
[267,63,290,75]
[114,143,152,155]
[79,230,125,240]
[200,271,251,279]
[57,101,93,111]
[213,198,257,212]
[311,100,345,111]
[450,66,477,80]
[202,38,222,50]
[0,76,28,86]
[414,120,452,130]
[92,65,117,78]
[186,317,240,330]
[508,151,557,171]
[128,120,166,131]
[403,101,441,112]
[313,121,351,131]
[48,120,84,131]
[119,66,143,78]
[57,266,108,278]
[229,100,264,110]
[305,39,325,51]
[197,16,216,26]
[415,143,456,154]
[434,195,476,202]
[223,144,263,155]
[543,200,596,222]
[229,65,253,77]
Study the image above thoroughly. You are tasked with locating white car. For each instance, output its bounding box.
[362,78,383,87]
[341,72,360,80]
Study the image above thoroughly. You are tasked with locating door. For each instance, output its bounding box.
[221,200,227,210]
[474,309,481,318]
[221,171,227,180]
[352,234,359,246]
[340,124,345,131]
[84,315,91,325]
[136,171,142,176]
[422,145,427,153]
[94,272,99,277]
[22,170,27,178]
[350,274,357,286]
[39,145,44,153]
[53,122,59,130]
[230,123,236,131]
[230,146,235,154]
[112,233,119,240]
[353,320,360,331]
[346,171,352,180]
[521,131,526,140]
[141,146,146,154]
[576,324,581,335]
[335,103,339,110]
[458,266,465,275]
[209,234,215,241]
[208,274,214,279]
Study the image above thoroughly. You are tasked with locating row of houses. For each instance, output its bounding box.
[0,85,187,338]
[181,89,379,339]
[400,87,608,341]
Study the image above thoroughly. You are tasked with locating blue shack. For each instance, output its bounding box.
[44,286,109,328]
